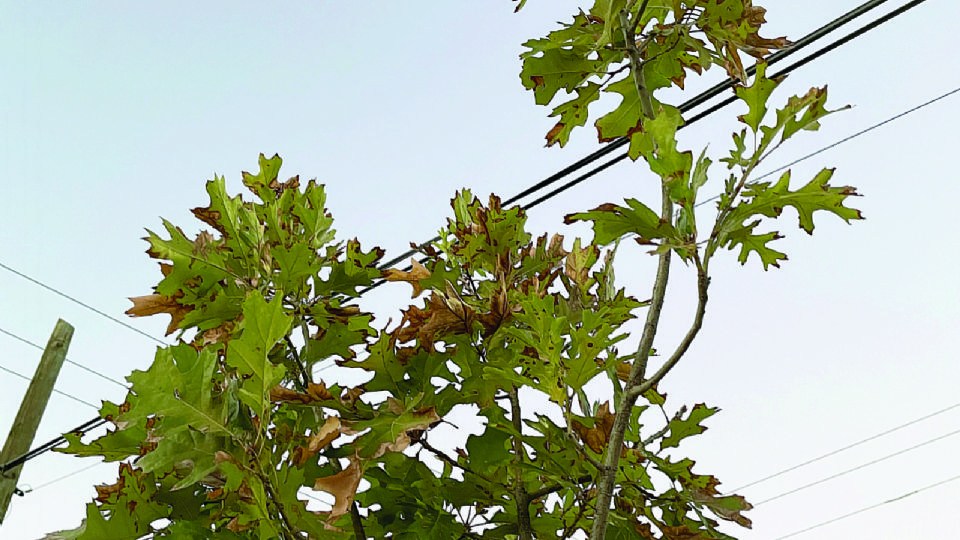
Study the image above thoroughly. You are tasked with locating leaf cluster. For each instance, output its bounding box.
[53,165,749,539]
[51,1,865,539]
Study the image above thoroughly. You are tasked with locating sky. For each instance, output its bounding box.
[1,1,958,538]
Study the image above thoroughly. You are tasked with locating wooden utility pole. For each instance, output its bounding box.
[0,319,74,523]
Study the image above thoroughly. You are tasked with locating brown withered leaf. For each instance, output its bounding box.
[270,382,335,404]
[126,293,192,336]
[546,122,566,146]
[190,207,224,235]
[571,402,616,454]
[382,258,431,298]
[292,416,348,466]
[688,482,753,528]
[367,400,441,459]
[313,456,363,524]
[226,516,253,533]
[394,291,477,347]
[741,6,791,59]
[94,477,123,504]
[200,320,235,347]
[339,385,365,406]
[615,361,632,382]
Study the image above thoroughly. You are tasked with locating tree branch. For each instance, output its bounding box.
[590,13,675,539]
[416,437,497,486]
[625,256,708,403]
[350,501,367,540]
[284,335,310,391]
[508,386,534,540]
[528,474,594,501]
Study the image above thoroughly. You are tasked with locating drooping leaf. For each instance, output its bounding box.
[565,199,678,246]
[224,291,292,417]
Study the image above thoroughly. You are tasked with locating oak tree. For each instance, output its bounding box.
[49,1,861,539]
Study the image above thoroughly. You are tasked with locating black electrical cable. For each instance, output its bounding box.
[0,417,108,473]
[365,0,929,294]
[532,0,932,216]
[2,0,931,478]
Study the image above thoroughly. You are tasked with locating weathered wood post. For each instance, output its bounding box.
[0,319,74,523]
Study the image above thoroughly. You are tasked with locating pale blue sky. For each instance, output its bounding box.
[2,1,958,538]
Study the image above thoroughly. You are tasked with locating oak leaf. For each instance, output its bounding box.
[269,382,335,404]
[126,293,192,335]
[382,258,431,298]
[292,415,350,466]
[571,402,616,453]
[313,456,362,525]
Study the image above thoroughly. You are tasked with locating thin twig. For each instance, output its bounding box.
[417,438,497,486]
[590,14,667,539]
[350,501,367,540]
[528,474,594,501]
[284,335,310,390]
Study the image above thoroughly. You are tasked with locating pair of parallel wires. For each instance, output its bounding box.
[2,0,958,535]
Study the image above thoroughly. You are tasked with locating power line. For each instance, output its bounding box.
[20,461,106,494]
[0,0,934,487]
[0,261,166,346]
[541,0,931,215]
[754,426,960,506]
[732,401,960,492]
[693,83,960,211]
[0,326,129,390]
[0,362,100,410]
[368,0,931,289]
[773,472,960,539]
[0,417,108,474]
[752,85,960,183]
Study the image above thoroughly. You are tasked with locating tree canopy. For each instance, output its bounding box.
[49,1,861,539]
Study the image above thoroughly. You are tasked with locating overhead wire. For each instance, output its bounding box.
[0,260,166,346]
[772,472,960,539]
[732,400,960,492]
[689,83,960,211]
[0,417,108,474]
[530,0,932,216]
[0,0,939,499]
[20,461,106,494]
[0,325,130,390]
[0,362,100,410]
[365,0,931,293]
[753,426,960,506]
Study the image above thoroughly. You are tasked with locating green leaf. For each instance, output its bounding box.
[714,168,862,268]
[521,47,606,106]
[734,62,781,132]
[724,221,787,269]
[466,425,512,473]
[292,180,336,250]
[241,153,283,202]
[545,81,602,147]
[595,77,646,144]
[225,291,291,417]
[565,198,678,245]
[661,404,717,449]
[124,345,236,439]
[76,465,168,540]
[353,398,441,459]
[645,104,691,179]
